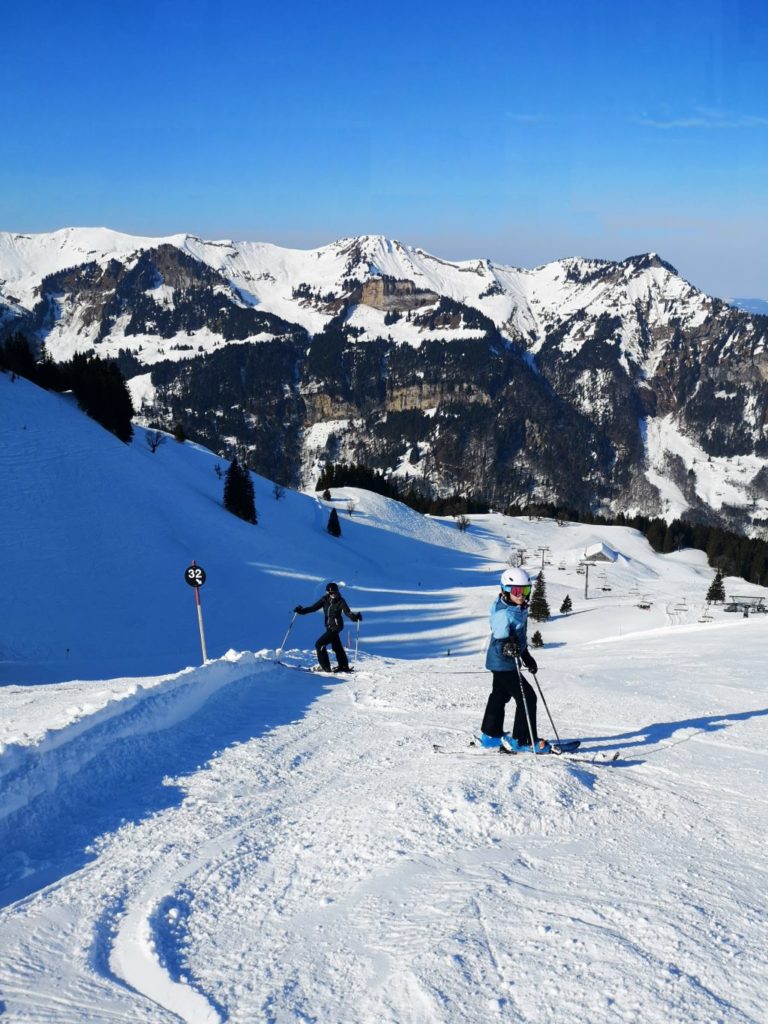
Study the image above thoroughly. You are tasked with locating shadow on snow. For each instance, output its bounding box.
[0,664,334,908]
[579,706,768,758]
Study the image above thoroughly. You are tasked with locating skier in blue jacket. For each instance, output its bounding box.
[479,567,550,752]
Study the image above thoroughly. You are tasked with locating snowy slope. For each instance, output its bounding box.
[4,369,759,686]
[2,629,767,1023]
[2,372,768,1022]
[0,372,492,684]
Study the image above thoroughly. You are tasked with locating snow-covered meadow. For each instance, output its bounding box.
[1,372,767,1022]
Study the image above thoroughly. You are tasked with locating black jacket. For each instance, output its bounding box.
[297,593,358,632]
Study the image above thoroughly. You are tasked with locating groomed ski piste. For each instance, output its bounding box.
[1,371,767,1023]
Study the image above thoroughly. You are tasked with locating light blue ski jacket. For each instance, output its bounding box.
[484,595,529,671]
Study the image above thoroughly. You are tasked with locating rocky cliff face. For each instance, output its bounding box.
[356,277,438,311]
[1,229,766,531]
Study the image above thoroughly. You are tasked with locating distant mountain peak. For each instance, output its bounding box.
[622,252,679,275]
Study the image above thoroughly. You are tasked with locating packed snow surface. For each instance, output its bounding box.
[1,373,767,1022]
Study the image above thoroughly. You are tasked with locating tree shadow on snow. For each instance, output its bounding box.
[547,608,598,623]
[295,587,483,661]
[579,707,768,758]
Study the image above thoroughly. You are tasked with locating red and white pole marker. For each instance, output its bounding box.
[184,561,208,663]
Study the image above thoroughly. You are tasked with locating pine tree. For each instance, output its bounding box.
[65,353,134,443]
[706,569,725,604]
[0,333,37,379]
[560,593,572,615]
[327,507,341,537]
[529,572,550,622]
[531,630,544,648]
[223,458,257,524]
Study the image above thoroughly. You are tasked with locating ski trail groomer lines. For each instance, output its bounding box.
[294,582,362,672]
[479,567,550,753]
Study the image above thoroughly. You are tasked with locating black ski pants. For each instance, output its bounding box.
[481,670,539,744]
[315,629,349,671]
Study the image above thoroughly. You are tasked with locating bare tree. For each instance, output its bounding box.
[146,430,166,453]
[456,514,470,532]
[273,483,286,501]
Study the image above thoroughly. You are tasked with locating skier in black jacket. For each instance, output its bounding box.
[294,582,363,672]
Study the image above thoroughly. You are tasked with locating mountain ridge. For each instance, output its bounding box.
[1,227,766,534]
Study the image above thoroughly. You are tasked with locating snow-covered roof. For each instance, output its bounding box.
[583,541,619,562]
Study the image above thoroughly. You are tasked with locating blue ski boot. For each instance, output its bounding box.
[503,736,551,754]
[478,732,503,749]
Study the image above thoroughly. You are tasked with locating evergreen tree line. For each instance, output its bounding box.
[0,333,134,443]
[315,461,489,517]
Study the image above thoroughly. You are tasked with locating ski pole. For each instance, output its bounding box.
[276,612,297,660]
[531,672,565,753]
[354,619,361,665]
[511,645,539,757]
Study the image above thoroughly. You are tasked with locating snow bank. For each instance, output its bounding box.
[0,653,269,899]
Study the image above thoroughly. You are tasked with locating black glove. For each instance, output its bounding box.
[521,649,538,674]
[501,638,520,659]
[354,612,363,622]
[294,606,304,614]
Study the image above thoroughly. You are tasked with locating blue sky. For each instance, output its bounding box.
[2,0,766,296]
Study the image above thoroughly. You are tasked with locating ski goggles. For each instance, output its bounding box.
[502,584,532,598]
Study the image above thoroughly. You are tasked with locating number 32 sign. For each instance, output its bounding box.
[184,564,207,588]
[184,562,208,663]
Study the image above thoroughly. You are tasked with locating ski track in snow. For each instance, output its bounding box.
[1,632,766,1023]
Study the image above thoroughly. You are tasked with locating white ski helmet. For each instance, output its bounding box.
[500,567,531,590]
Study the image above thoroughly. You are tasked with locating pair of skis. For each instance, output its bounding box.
[433,737,621,766]
[276,611,362,670]
[277,661,354,674]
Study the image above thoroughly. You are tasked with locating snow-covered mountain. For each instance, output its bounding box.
[2,228,767,531]
[0,229,724,361]
[2,369,767,1022]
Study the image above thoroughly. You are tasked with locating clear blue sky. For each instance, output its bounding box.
[2,0,766,296]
